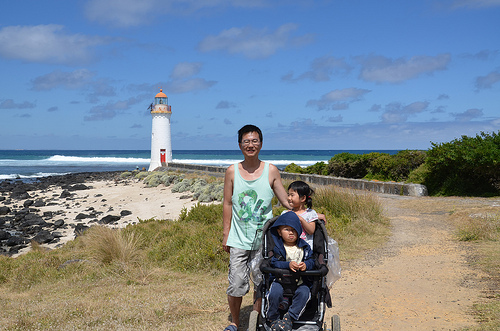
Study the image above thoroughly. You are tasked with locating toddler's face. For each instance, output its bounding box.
[277,225,298,245]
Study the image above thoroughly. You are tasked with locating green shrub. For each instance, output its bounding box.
[284,163,304,174]
[284,162,327,175]
[327,153,369,178]
[120,171,132,178]
[424,131,500,196]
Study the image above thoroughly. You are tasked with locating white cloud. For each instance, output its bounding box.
[0,25,109,65]
[283,55,352,82]
[216,101,237,109]
[306,88,371,110]
[358,54,451,83]
[31,69,117,103]
[452,108,484,121]
[475,70,500,90]
[198,23,313,59]
[84,94,150,121]
[31,69,95,91]
[85,0,158,28]
[380,101,430,123]
[84,0,271,27]
[0,99,36,109]
[170,62,203,80]
[166,78,217,94]
[451,0,500,9]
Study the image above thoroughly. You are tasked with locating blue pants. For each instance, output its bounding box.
[266,281,311,321]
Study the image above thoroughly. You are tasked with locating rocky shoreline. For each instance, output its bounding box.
[0,171,209,257]
[0,171,126,256]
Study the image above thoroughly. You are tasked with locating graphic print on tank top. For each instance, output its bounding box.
[237,189,268,234]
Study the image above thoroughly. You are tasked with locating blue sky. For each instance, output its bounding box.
[1,0,499,151]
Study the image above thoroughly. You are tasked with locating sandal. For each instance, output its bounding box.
[224,324,238,331]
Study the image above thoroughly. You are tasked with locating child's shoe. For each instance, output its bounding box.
[269,319,280,331]
[275,312,293,331]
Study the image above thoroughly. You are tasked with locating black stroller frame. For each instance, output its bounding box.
[250,216,340,331]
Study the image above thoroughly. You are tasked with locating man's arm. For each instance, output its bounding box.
[269,164,291,210]
[222,165,235,253]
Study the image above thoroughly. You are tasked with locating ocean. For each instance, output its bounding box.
[0,150,399,181]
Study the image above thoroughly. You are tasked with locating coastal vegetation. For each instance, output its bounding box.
[284,131,500,197]
[0,181,387,329]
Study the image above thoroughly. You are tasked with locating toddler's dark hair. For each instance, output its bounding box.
[287,180,314,209]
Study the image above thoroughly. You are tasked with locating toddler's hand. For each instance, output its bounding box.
[289,261,300,272]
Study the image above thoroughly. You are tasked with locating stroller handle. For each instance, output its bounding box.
[260,264,329,277]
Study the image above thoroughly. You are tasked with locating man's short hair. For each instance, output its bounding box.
[238,124,263,143]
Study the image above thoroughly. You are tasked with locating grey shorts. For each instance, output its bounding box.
[227,247,258,297]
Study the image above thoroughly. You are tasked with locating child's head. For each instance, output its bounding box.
[272,212,303,246]
[277,225,298,245]
[287,180,314,209]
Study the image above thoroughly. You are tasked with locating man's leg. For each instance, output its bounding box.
[228,295,243,327]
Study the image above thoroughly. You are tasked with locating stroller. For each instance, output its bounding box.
[248,215,341,331]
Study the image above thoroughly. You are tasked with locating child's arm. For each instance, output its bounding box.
[297,214,315,235]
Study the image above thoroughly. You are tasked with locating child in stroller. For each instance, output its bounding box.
[265,212,315,330]
[250,211,339,331]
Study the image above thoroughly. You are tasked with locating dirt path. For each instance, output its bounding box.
[326,194,498,330]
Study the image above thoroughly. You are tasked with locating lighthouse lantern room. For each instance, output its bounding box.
[148,89,172,171]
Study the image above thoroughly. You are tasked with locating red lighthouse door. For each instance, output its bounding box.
[160,149,166,166]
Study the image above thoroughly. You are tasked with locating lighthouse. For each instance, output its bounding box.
[148,89,172,171]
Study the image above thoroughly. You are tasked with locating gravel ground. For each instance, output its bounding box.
[326,194,499,330]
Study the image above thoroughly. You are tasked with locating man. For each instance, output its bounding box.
[223,124,291,331]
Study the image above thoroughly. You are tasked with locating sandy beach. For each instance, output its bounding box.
[0,172,211,257]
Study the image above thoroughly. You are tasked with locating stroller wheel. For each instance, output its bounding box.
[331,315,341,331]
[248,310,259,331]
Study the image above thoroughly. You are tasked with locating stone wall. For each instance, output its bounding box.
[158,163,428,197]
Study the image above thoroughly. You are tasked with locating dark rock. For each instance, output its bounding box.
[6,236,26,246]
[54,219,65,228]
[23,199,34,208]
[60,190,72,198]
[120,210,132,216]
[0,196,6,202]
[74,223,89,236]
[0,230,11,240]
[99,215,120,224]
[33,199,46,207]
[52,231,63,238]
[43,211,54,219]
[32,230,54,244]
[66,184,90,191]
[0,206,10,215]
[75,213,92,220]
[0,216,9,226]
[10,188,31,200]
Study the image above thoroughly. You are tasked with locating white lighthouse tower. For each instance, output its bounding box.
[148,89,172,171]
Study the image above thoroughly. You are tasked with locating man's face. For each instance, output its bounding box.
[239,131,262,157]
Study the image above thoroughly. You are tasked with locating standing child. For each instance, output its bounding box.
[282,181,318,248]
[266,212,315,331]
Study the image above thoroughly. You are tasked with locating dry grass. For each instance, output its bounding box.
[0,264,233,330]
[314,186,390,260]
[80,226,144,264]
[0,183,390,330]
